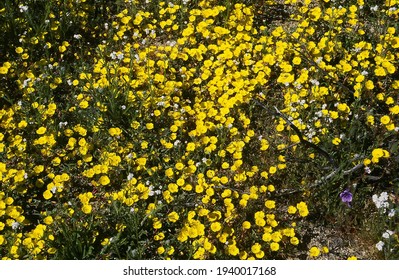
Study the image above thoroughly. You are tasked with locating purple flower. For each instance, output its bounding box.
[340,189,353,207]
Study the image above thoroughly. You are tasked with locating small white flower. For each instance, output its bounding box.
[167,40,176,47]
[376,241,384,251]
[370,5,378,12]
[174,140,181,146]
[19,5,28,12]
[382,230,394,239]
[12,222,20,230]
[73,34,82,40]
[127,173,134,181]
[148,186,155,196]
[59,121,68,128]
[155,189,161,195]
[372,192,389,210]
[22,78,31,88]
[310,79,320,86]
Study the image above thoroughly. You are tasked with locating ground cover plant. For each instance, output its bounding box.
[0,0,398,260]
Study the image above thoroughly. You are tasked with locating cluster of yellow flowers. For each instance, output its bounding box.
[0,0,398,259]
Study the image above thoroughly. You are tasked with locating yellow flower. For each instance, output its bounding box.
[15,47,24,54]
[175,162,184,170]
[262,232,271,242]
[309,246,320,257]
[297,202,309,217]
[255,250,265,259]
[0,66,8,74]
[290,135,300,143]
[290,237,299,245]
[390,105,399,115]
[146,123,154,130]
[153,218,162,229]
[288,205,297,214]
[101,238,110,246]
[82,204,92,214]
[309,7,322,21]
[276,123,285,132]
[277,73,295,84]
[43,190,53,200]
[242,221,251,229]
[332,137,341,145]
[210,222,222,232]
[265,200,276,209]
[186,142,196,152]
[154,233,165,241]
[365,80,374,90]
[260,139,269,150]
[136,157,147,166]
[347,256,357,260]
[372,148,389,160]
[157,246,165,255]
[380,115,390,125]
[167,246,175,255]
[270,242,279,251]
[168,211,179,223]
[330,111,339,119]
[375,66,386,76]
[193,247,205,259]
[292,56,301,65]
[43,216,53,225]
[59,45,67,53]
[36,127,47,135]
[251,243,262,254]
[228,244,239,256]
[367,115,375,125]
[99,175,110,186]
[168,183,178,193]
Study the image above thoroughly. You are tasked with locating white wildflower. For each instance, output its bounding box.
[376,241,384,251]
